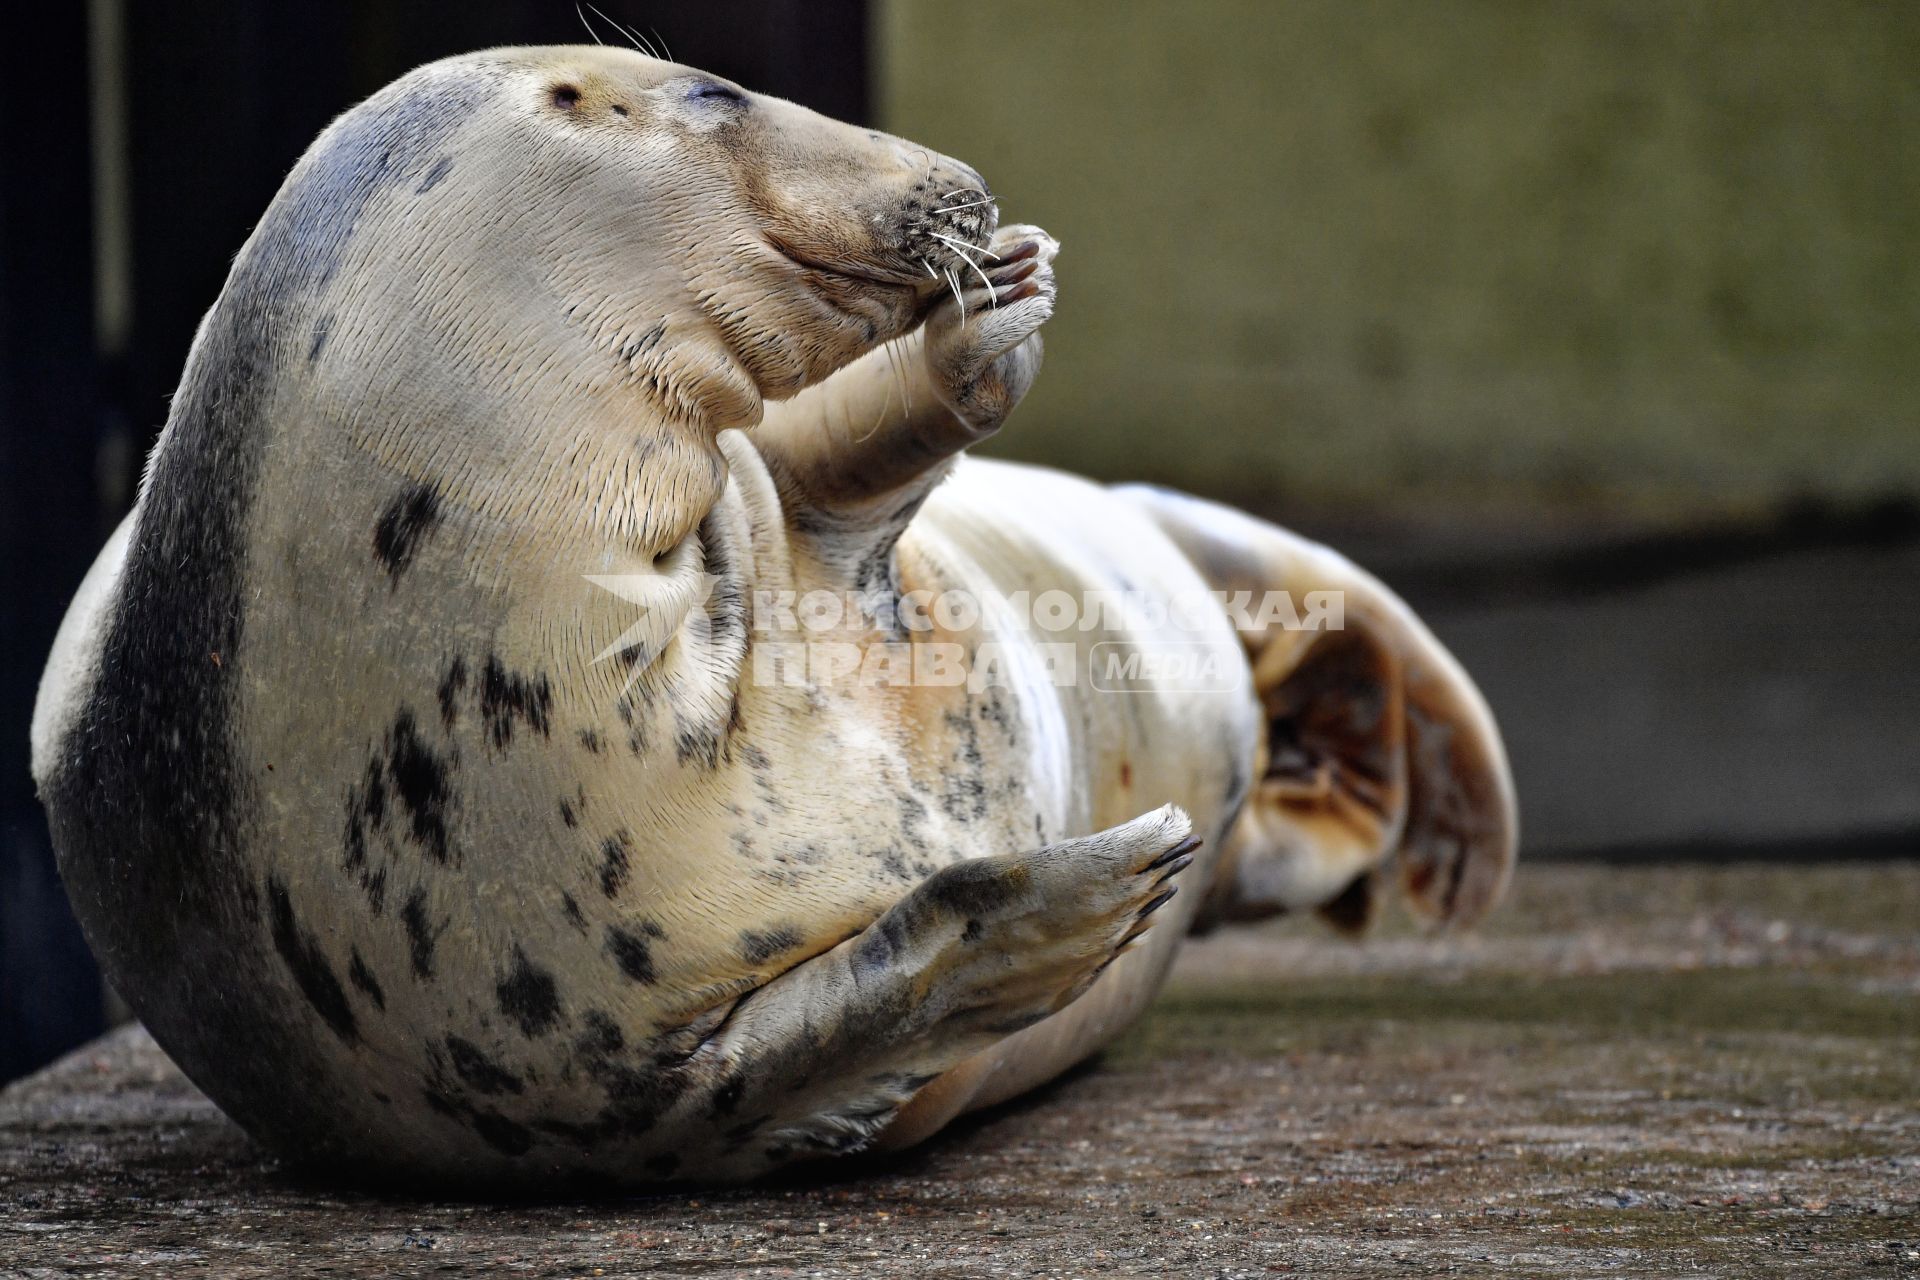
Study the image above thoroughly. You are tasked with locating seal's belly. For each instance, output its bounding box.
[71,443,1256,1173]
[909,458,1258,838]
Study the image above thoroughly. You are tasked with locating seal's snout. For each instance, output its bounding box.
[891,155,999,288]
[929,160,996,241]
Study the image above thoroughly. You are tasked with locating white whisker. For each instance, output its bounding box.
[859,366,894,442]
[938,199,994,213]
[576,2,606,45]
[586,3,639,52]
[931,232,1000,264]
[894,337,913,415]
[879,338,900,400]
[858,403,887,442]
[589,4,663,59]
[945,267,967,327]
[650,28,674,61]
[921,258,940,280]
[941,188,987,201]
[958,254,999,307]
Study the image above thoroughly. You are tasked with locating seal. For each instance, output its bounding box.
[31,46,1517,1187]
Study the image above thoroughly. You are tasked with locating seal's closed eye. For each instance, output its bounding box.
[551,84,581,110]
[688,81,746,106]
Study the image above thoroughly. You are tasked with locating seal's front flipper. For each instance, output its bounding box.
[749,226,1058,576]
[667,804,1194,1180]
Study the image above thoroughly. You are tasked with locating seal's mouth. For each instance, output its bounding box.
[762,232,928,292]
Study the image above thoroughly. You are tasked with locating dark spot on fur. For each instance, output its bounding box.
[577,728,604,754]
[266,877,357,1044]
[551,84,580,110]
[446,1036,523,1095]
[478,654,553,751]
[401,887,439,980]
[386,709,456,864]
[938,710,990,822]
[347,948,386,1010]
[920,857,1020,921]
[414,154,454,193]
[852,538,897,598]
[559,798,577,828]
[561,892,587,933]
[960,918,984,944]
[363,865,387,915]
[876,846,910,880]
[674,720,727,771]
[605,922,664,985]
[576,1010,625,1058]
[372,483,442,584]
[739,925,802,966]
[599,831,633,898]
[341,757,387,896]
[471,1109,534,1156]
[1120,760,1133,788]
[725,1114,772,1145]
[497,946,562,1038]
[896,788,929,840]
[851,911,910,977]
[437,657,467,731]
[941,775,988,823]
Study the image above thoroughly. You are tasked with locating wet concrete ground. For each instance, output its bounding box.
[3,862,1916,1278]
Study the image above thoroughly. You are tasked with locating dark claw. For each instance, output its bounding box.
[1152,853,1194,886]
[998,238,1041,264]
[998,280,1041,304]
[989,258,1039,286]
[1144,835,1203,872]
[1137,886,1178,919]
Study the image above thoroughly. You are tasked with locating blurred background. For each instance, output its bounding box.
[2,1,1915,1083]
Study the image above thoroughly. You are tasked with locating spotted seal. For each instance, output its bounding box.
[30,46,1516,1186]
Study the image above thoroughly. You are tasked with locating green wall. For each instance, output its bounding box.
[875,1,1920,523]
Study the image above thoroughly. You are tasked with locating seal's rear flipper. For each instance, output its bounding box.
[1118,485,1518,932]
[663,805,1195,1181]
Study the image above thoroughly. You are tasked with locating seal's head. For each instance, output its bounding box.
[300,47,989,411]
[513,46,996,394]
[280,45,993,548]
